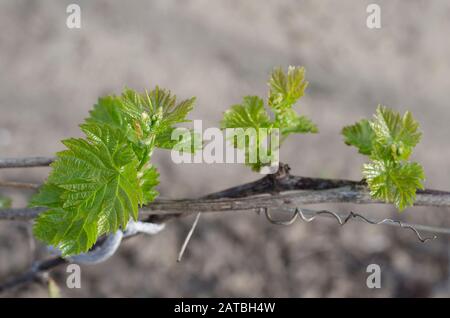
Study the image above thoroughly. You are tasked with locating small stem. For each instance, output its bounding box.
[0,157,55,168]
[177,212,201,262]
[0,180,40,190]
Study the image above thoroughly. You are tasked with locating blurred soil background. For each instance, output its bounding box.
[1,0,450,297]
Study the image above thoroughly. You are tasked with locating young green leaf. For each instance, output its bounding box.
[88,87,196,155]
[342,105,425,211]
[154,128,201,153]
[221,96,271,129]
[33,123,143,256]
[363,160,424,211]
[30,183,64,208]
[139,165,160,204]
[371,105,421,161]
[342,119,374,155]
[268,66,308,111]
[221,66,316,172]
[32,87,196,256]
[221,96,274,171]
[274,109,318,136]
[120,87,195,135]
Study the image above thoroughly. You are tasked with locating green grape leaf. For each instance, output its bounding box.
[160,95,196,128]
[155,128,201,153]
[268,67,317,138]
[221,96,275,171]
[225,127,278,172]
[343,105,425,211]
[371,105,422,161]
[342,119,375,155]
[363,160,425,211]
[139,165,160,204]
[220,67,316,172]
[33,123,143,256]
[268,66,308,111]
[88,96,125,130]
[31,87,195,256]
[221,96,271,129]
[275,109,318,136]
[120,87,195,133]
[89,88,196,156]
[30,183,64,208]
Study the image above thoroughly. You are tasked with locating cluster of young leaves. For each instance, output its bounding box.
[220,66,318,171]
[31,87,196,256]
[342,105,425,211]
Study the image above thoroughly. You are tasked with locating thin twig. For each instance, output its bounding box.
[3,186,450,221]
[0,207,45,220]
[0,157,55,168]
[0,180,40,190]
[177,213,201,262]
